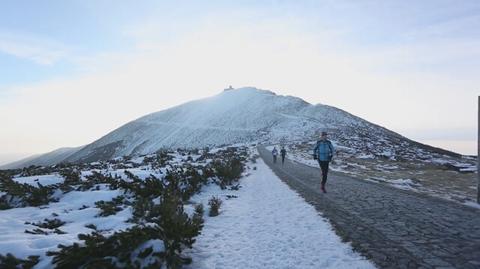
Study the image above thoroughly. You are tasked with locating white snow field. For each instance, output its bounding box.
[186,158,376,269]
[12,174,65,186]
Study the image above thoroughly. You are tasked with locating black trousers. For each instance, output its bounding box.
[281,154,286,164]
[318,161,330,185]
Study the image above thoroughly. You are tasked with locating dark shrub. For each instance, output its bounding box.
[0,176,59,209]
[48,194,204,269]
[0,253,39,269]
[208,196,222,217]
[59,168,81,185]
[32,218,66,229]
[95,196,127,217]
[211,157,245,189]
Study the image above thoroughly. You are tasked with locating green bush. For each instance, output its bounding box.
[120,174,165,199]
[95,196,126,217]
[79,171,119,191]
[194,204,204,217]
[19,165,53,177]
[48,194,204,269]
[47,227,163,269]
[143,151,174,169]
[0,253,39,269]
[0,176,59,209]
[208,196,222,217]
[211,157,245,189]
[31,218,66,229]
[151,195,204,268]
[59,168,81,185]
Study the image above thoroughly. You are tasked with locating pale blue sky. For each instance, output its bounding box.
[0,0,479,162]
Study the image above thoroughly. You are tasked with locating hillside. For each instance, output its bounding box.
[1,147,83,169]
[3,87,466,168]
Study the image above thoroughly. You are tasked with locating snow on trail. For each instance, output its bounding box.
[186,159,376,269]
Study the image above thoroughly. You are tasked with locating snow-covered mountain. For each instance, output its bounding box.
[4,87,463,167]
[64,87,393,163]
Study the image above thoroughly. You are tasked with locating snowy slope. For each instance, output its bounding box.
[1,147,84,169]
[62,87,413,163]
[8,87,465,167]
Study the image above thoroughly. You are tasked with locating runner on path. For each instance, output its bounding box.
[280,147,287,165]
[313,132,334,193]
[272,147,279,164]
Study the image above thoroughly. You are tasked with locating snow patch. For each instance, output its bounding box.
[13,174,64,186]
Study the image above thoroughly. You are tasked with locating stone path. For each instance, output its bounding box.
[258,147,480,269]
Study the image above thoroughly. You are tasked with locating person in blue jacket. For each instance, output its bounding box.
[313,132,335,193]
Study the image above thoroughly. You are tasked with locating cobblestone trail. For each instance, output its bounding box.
[258,147,480,269]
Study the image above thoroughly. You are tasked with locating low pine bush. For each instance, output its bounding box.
[48,193,204,269]
[47,227,163,269]
[31,218,66,229]
[95,197,125,217]
[0,176,59,209]
[208,196,222,217]
[0,253,39,269]
[59,168,81,185]
[194,203,204,217]
[211,157,245,189]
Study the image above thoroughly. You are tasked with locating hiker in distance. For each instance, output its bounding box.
[313,132,335,193]
[272,147,278,164]
[280,146,287,165]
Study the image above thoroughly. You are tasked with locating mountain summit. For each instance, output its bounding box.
[64,87,373,163]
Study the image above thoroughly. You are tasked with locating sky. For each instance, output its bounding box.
[0,0,479,164]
